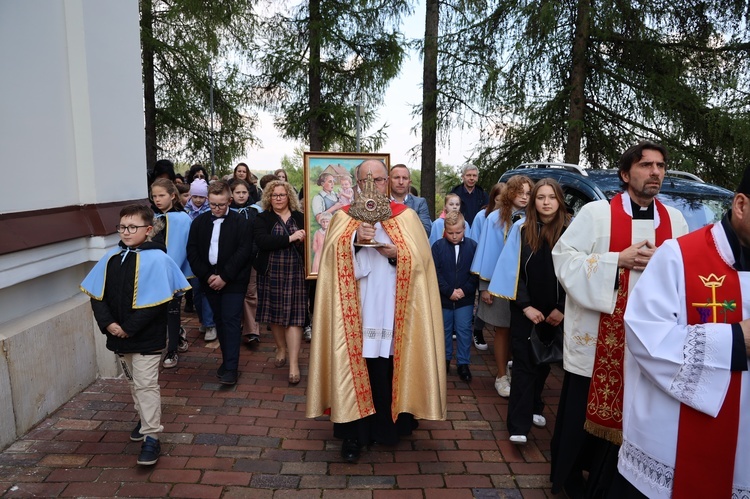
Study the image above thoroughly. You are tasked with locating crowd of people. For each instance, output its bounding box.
[81,147,749,499]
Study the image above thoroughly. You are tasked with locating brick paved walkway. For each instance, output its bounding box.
[0,314,564,498]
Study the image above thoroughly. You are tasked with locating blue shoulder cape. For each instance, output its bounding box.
[470,210,515,280]
[162,211,193,278]
[469,209,488,243]
[487,218,524,299]
[80,246,191,309]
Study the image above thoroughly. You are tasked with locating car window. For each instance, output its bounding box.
[656,193,729,232]
[563,187,591,216]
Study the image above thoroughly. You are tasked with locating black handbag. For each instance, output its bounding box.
[529,322,563,365]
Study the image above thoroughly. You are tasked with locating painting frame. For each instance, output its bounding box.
[303,151,391,279]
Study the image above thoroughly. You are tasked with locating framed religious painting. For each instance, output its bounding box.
[303,151,390,279]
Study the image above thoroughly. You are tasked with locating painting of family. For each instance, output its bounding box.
[303,152,390,277]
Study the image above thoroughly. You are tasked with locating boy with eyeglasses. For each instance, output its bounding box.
[187,181,254,385]
[80,205,190,466]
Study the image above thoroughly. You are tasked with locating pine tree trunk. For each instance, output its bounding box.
[308,0,322,152]
[564,0,590,165]
[421,0,439,218]
[140,0,157,170]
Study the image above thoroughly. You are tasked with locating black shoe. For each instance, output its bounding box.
[184,290,194,313]
[562,474,586,499]
[473,330,488,350]
[130,421,144,442]
[341,439,360,463]
[216,364,227,378]
[219,370,238,385]
[137,436,160,466]
[457,364,472,382]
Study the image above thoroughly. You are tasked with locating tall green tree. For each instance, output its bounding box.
[420,0,439,217]
[430,0,750,188]
[253,0,412,152]
[140,0,259,173]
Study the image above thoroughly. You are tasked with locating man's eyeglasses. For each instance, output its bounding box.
[357,177,388,185]
[115,224,149,234]
[209,202,228,209]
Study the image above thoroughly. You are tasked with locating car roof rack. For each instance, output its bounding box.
[515,162,588,176]
[666,170,704,183]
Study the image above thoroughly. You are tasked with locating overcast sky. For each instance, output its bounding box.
[237,1,480,172]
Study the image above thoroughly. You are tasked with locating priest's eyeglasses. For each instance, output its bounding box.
[357,177,388,185]
[115,224,150,234]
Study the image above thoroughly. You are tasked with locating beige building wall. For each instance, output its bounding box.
[0,0,146,449]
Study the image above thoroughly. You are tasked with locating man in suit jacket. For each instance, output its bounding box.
[187,181,254,385]
[389,164,431,237]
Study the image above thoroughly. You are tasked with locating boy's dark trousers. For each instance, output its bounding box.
[206,292,244,373]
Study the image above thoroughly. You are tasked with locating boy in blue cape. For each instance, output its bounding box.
[80,204,190,466]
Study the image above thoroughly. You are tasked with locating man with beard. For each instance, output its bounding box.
[549,141,689,498]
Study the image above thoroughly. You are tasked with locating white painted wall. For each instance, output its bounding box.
[0,0,146,449]
[0,0,146,213]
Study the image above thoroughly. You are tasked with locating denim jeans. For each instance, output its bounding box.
[443,305,473,365]
[191,278,215,328]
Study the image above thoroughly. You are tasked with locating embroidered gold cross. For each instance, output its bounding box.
[691,273,725,323]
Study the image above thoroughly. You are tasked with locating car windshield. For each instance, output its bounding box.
[656,193,729,232]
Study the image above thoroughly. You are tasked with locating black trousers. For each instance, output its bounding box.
[333,357,416,446]
[506,306,551,435]
[166,295,182,354]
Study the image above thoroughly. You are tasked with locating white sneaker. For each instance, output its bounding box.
[495,375,511,398]
[204,326,217,342]
[532,414,547,428]
[177,326,189,352]
[509,435,527,445]
[506,360,513,383]
[162,352,178,369]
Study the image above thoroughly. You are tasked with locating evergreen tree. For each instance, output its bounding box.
[430,0,750,187]
[140,0,259,173]
[253,0,412,152]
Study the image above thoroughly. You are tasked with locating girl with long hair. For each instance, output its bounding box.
[470,175,534,398]
[489,178,570,444]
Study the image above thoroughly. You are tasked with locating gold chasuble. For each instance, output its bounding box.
[306,203,447,424]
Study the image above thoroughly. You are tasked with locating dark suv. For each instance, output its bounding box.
[499,163,733,231]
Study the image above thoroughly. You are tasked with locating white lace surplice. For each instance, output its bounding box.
[620,222,750,498]
[353,222,397,358]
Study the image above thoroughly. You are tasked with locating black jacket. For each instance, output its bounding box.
[253,210,305,275]
[513,224,566,315]
[450,183,489,227]
[90,241,168,354]
[187,209,254,294]
[431,237,479,309]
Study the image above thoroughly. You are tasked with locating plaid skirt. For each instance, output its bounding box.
[256,221,307,327]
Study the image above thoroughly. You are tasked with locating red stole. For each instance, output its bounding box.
[584,193,672,444]
[673,225,741,498]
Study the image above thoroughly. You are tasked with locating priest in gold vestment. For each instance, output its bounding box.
[306,159,446,463]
